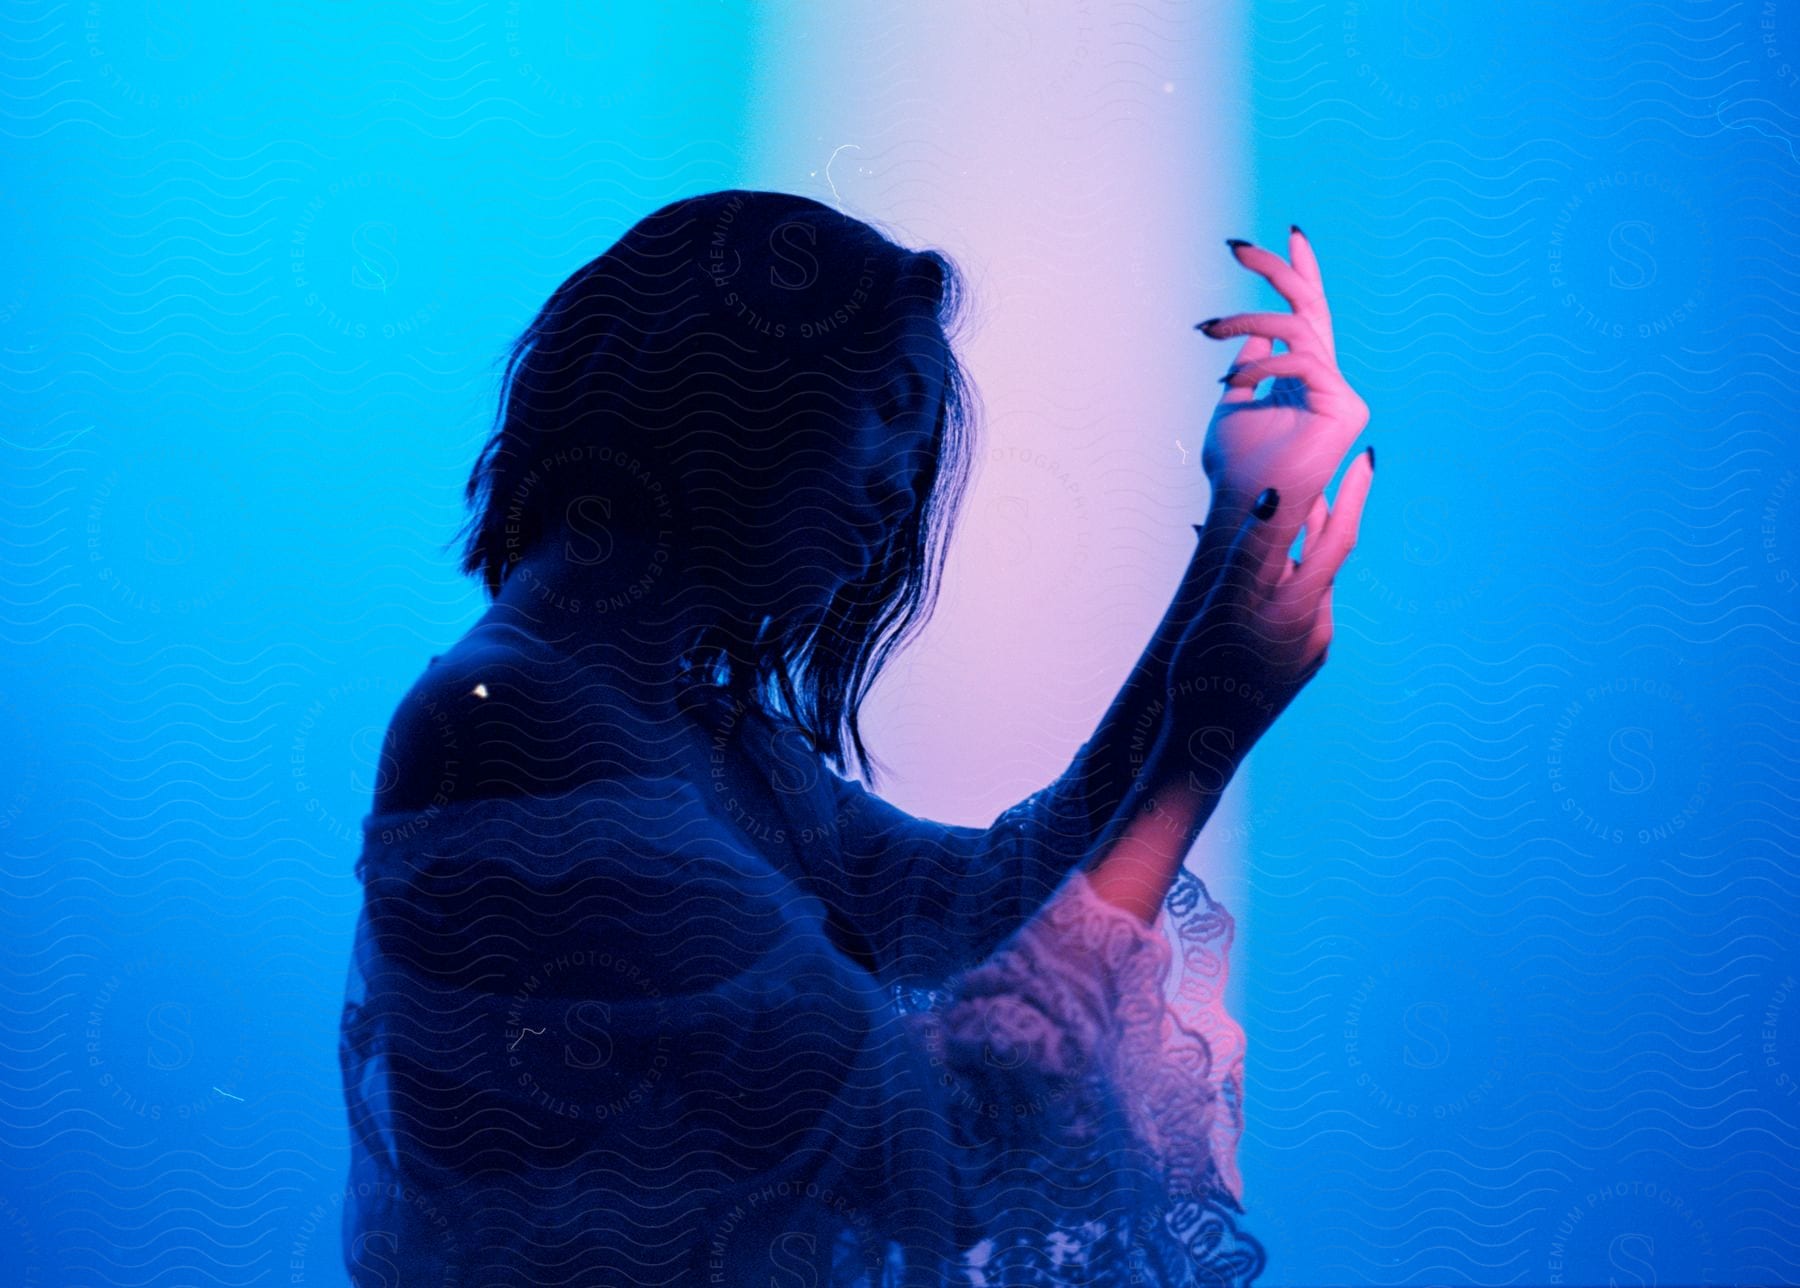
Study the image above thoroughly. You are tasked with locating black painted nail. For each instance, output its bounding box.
[1253,487,1279,521]
[1195,317,1222,331]
[1226,238,1252,251]
[1290,223,1305,238]
[1367,444,1376,471]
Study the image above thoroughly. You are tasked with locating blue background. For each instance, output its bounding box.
[2,3,1795,1285]
[1235,3,1799,1286]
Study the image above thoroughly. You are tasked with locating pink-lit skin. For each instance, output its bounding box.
[1085,227,1377,924]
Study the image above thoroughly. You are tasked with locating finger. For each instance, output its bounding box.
[1200,311,1326,356]
[1220,333,1272,405]
[1307,584,1334,658]
[1226,353,1365,428]
[1298,446,1375,589]
[1280,494,1330,588]
[1222,350,1340,395]
[1285,226,1336,362]
[1288,225,1322,286]
[1299,493,1330,563]
[1228,239,1325,321]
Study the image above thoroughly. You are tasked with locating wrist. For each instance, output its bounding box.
[1203,480,1261,526]
[1193,487,1267,573]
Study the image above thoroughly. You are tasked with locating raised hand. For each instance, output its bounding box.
[1197,227,1370,520]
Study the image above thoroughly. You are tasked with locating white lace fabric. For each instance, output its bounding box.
[905,864,1262,1287]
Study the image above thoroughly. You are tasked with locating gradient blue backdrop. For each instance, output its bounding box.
[1234,5,1798,1286]
[2,3,1795,1286]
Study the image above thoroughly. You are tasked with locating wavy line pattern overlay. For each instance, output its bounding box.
[1237,2,1799,1285]
[3,1,1795,1286]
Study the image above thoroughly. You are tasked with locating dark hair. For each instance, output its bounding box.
[452,189,979,785]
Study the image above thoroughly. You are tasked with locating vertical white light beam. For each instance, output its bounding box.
[742,0,1255,925]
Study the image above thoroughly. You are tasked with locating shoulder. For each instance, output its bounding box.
[369,623,540,816]
[370,621,666,815]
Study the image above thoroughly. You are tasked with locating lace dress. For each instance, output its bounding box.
[336,691,1265,1286]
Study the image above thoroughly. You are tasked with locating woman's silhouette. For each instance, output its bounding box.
[337,190,1373,1286]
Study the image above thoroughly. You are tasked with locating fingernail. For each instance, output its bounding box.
[1290,223,1305,238]
[1195,317,1222,331]
[1366,444,1376,471]
[1253,487,1279,520]
[1226,238,1252,251]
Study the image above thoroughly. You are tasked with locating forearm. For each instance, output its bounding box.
[1077,713,1240,923]
[1043,504,1252,862]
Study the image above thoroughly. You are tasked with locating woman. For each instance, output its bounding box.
[336,190,1373,1286]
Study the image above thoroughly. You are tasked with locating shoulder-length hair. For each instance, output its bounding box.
[452,189,980,785]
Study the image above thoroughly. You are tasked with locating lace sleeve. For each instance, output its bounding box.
[911,864,1267,1287]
